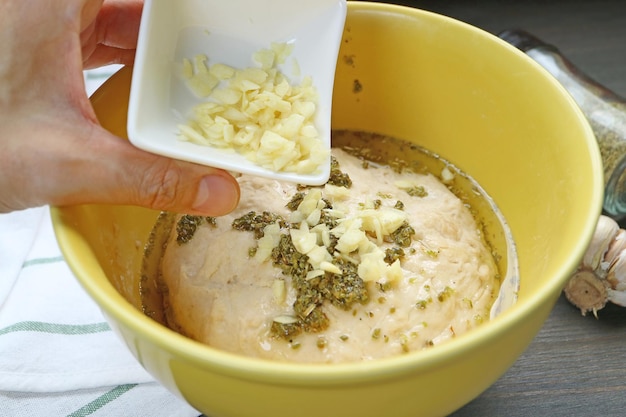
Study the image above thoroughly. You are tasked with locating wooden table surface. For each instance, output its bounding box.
[380,1,626,416]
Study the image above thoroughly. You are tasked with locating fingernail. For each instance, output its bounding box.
[193,175,239,215]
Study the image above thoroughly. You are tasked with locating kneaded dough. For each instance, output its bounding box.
[160,149,498,363]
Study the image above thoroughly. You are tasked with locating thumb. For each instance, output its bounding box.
[16,122,241,216]
[0,113,240,215]
[82,129,241,216]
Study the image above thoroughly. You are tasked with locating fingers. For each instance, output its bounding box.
[82,44,137,69]
[0,0,236,216]
[117,140,242,216]
[61,127,242,216]
[80,0,105,33]
[81,0,143,68]
[0,117,240,216]
[95,0,143,49]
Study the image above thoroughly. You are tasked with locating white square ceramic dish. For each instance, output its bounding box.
[127,0,347,185]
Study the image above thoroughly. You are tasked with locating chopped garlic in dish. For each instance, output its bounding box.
[178,43,328,175]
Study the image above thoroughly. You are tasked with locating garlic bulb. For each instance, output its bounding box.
[564,215,626,317]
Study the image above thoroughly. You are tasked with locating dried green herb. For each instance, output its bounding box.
[319,208,339,230]
[588,108,626,184]
[271,321,302,339]
[390,221,415,247]
[324,258,369,309]
[416,297,432,310]
[316,337,328,349]
[286,192,305,211]
[384,247,405,264]
[232,211,284,239]
[327,156,352,188]
[437,286,455,302]
[406,185,428,198]
[176,215,215,245]
[264,230,368,339]
[300,307,330,333]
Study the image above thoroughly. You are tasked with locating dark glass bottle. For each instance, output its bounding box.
[499,29,626,223]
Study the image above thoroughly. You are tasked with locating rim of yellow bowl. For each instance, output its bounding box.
[52,1,603,388]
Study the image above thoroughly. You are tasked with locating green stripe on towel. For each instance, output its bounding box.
[22,255,65,268]
[85,71,116,80]
[0,321,110,336]
[66,384,138,417]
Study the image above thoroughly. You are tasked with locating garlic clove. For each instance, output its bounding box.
[607,288,626,307]
[604,229,626,272]
[606,248,626,292]
[564,215,626,316]
[563,269,608,317]
[582,215,620,272]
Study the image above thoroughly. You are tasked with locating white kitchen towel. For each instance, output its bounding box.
[84,65,124,96]
[0,383,197,417]
[0,207,44,308]
[0,206,156,393]
[0,207,200,416]
[0,67,200,416]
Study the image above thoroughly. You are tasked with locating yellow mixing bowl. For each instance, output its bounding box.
[52,2,602,416]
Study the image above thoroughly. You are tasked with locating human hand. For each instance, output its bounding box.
[0,0,240,216]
